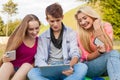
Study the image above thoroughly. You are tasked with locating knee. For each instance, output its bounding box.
[74,62,88,73]
[0,62,14,69]
[27,68,34,78]
[21,63,33,68]
[109,50,120,57]
[27,68,39,79]
[3,62,13,66]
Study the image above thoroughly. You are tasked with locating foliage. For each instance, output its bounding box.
[2,0,18,16]
[87,0,120,40]
[100,0,120,40]
[0,17,5,36]
[7,19,21,36]
[1,0,18,36]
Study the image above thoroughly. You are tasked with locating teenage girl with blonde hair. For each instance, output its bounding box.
[75,6,120,80]
[0,14,41,80]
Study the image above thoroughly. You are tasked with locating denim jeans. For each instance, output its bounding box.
[27,62,88,80]
[84,50,120,80]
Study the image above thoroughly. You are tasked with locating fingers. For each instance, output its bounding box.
[2,54,12,62]
[97,45,106,53]
[93,19,101,30]
[62,67,73,76]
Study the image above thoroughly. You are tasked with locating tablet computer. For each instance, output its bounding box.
[39,64,70,77]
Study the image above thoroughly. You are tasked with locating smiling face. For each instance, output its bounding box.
[76,12,94,30]
[26,20,40,39]
[47,15,63,32]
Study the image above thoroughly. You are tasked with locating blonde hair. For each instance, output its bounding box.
[5,14,41,52]
[75,6,113,53]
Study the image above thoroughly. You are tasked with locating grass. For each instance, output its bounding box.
[0,40,120,80]
[85,76,109,80]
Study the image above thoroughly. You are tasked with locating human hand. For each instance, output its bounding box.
[2,54,12,62]
[62,67,73,76]
[93,19,101,30]
[97,45,106,53]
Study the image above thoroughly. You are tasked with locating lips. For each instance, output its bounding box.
[53,26,59,29]
[82,22,89,28]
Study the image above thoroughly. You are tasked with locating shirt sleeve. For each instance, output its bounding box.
[69,31,80,59]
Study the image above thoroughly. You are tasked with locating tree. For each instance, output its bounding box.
[2,0,18,36]
[8,19,21,36]
[86,0,120,40]
[100,0,120,40]
[0,17,5,36]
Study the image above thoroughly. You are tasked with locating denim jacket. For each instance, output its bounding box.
[35,25,80,66]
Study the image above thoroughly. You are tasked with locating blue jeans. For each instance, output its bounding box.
[84,50,120,80]
[27,62,88,80]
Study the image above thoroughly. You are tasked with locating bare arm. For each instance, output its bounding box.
[87,50,100,61]
[70,56,79,67]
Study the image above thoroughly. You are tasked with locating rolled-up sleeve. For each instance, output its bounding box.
[69,31,80,59]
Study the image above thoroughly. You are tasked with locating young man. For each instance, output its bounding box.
[28,3,87,80]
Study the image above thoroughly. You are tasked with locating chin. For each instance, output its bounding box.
[53,29,59,32]
[85,25,91,29]
[31,36,37,39]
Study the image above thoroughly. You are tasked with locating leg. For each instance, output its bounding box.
[64,62,88,80]
[85,53,110,78]
[0,62,15,80]
[107,50,120,80]
[27,68,50,80]
[11,63,33,80]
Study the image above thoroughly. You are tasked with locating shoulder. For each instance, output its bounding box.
[64,26,77,39]
[103,22,112,29]
[64,26,76,34]
[103,22,113,32]
[39,29,50,38]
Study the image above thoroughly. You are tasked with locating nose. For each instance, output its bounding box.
[81,20,86,25]
[54,21,58,26]
[33,29,38,34]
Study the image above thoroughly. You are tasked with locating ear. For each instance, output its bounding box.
[46,17,49,22]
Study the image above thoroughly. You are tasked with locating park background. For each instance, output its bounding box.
[0,0,120,79]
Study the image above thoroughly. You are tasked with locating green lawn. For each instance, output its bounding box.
[85,76,109,80]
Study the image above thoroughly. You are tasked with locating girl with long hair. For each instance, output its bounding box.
[75,6,120,80]
[0,14,41,80]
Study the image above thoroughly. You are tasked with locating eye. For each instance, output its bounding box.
[77,19,81,22]
[50,20,54,23]
[56,19,60,22]
[83,16,87,20]
[35,26,39,30]
[28,28,34,31]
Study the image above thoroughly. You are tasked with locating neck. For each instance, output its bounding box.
[87,26,94,32]
[24,36,35,42]
[53,30,61,39]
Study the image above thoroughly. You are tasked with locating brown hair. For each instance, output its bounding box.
[45,3,63,18]
[5,14,41,52]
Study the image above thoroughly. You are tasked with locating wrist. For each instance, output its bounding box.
[99,51,104,54]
